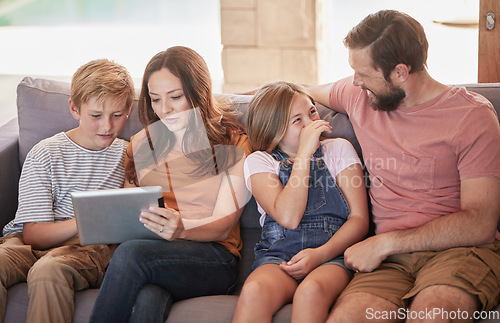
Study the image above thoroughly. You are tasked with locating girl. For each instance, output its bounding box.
[232,82,369,323]
[90,46,251,323]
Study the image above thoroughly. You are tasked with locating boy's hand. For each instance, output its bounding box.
[140,206,184,240]
[279,248,322,280]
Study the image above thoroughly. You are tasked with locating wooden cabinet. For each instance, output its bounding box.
[478,0,500,83]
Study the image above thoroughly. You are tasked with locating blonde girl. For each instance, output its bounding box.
[233,81,369,323]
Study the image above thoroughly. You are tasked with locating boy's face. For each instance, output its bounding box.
[69,96,129,151]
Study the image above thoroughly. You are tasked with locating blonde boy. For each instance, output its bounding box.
[0,59,135,323]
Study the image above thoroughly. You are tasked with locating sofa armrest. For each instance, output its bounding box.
[0,118,21,235]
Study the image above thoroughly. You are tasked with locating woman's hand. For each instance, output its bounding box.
[279,248,323,280]
[296,120,332,159]
[140,206,184,240]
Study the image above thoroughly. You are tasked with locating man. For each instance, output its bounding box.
[308,10,500,322]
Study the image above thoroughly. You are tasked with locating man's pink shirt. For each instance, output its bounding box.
[329,76,500,238]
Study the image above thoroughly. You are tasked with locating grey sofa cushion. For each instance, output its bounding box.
[16,77,361,165]
[0,118,20,230]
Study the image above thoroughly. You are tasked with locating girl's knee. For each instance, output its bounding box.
[240,279,269,301]
[295,278,328,301]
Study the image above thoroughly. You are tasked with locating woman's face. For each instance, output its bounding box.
[148,68,192,133]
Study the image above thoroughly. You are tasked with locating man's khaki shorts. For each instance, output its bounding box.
[340,240,500,311]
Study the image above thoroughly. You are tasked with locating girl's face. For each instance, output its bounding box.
[278,93,320,155]
[148,68,192,134]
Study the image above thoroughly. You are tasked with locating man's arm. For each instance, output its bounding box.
[236,83,335,107]
[305,83,334,107]
[344,176,500,272]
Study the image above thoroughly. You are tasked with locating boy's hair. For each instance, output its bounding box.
[70,58,135,111]
[247,81,314,153]
[344,10,428,81]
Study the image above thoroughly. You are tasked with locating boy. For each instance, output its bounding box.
[0,58,135,323]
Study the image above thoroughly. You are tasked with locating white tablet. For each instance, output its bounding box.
[71,186,164,245]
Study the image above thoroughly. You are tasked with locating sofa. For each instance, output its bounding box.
[1,77,499,323]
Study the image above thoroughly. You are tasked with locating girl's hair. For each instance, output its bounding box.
[71,58,135,111]
[343,10,428,81]
[247,81,314,153]
[127,46,245,183]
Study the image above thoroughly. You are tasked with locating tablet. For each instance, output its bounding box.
[72,186,164,245]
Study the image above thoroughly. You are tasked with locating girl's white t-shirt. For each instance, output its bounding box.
[243,138,361,226]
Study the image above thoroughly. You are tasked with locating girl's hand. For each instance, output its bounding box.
[279,248,323,280]
[140,206,184,240]
[296,120,332,159]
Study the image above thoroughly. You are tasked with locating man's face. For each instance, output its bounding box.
[348,47,406,112]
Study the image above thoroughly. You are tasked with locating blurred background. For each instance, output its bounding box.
[0,0,479,126]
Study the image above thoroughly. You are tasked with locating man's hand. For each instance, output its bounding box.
[344,235,390,272]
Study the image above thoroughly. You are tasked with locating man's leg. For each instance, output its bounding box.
[408,285,479,323]
[328,291,403,323]
[326,254,417,323]
[403,242,500,322]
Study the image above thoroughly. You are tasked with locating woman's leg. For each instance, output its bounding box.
[233,264,298,323]
[90,239,238,323]
[129,284,173,323]
[292,264,350,323]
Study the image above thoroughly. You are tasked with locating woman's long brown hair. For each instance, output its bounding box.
[126,46,245,185]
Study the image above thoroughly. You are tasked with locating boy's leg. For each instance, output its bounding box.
[233,264,298,323]
[0,233,37,320]
[26,243,112,323]
[292,264,350,323]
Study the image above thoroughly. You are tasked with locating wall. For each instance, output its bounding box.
[220,0,326,93]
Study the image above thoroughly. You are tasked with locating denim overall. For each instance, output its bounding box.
[252,145,352,275]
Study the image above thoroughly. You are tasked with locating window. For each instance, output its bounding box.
[322,0,479,84]
[0,0,222,125]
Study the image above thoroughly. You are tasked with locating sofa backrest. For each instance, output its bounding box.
[462,83,500,117]
[17,77,362,166]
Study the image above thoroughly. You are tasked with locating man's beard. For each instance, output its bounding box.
[366,84,406,112]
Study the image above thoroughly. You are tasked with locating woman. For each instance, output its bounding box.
[90,46,251,323]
